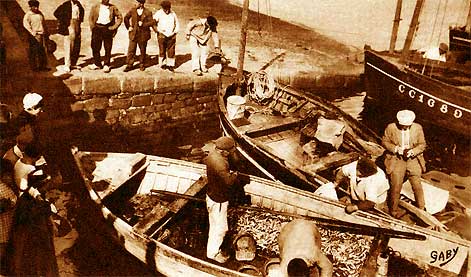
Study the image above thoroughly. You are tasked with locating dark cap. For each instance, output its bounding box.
[136,0,145,3]
[28,0,39,7]
[357,157,378,177]
[439,42,448,52]
[160,0,171,9]
[214,136,235,150]
[206,15,218,32]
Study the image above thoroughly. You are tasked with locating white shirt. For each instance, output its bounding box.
[153,9,179,37]
[401,128,410,150]
[340,161,390,204]
[423,47,446,62]
[137,7,143,16]
[71,1,80,20]
[96,4,111,25]
[14,160,40,198]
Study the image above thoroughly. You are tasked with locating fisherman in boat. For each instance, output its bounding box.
[382,110,426,219]
[278,219,333,277]
[422,42,449,62]
[300,114,346,162]
[204,136,239,263]
[333,157,390,214]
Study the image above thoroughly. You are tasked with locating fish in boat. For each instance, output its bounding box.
[72,149,469,276]
[217,71,471,275]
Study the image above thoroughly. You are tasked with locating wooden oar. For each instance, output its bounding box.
[150,189,426,241]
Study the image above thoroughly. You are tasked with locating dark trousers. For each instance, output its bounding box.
[126,39,148,66]
[91,25,114,67]
[158,33,176,66]
[28,34,48,70]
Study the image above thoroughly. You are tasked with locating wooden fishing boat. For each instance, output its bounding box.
[72,149,470,275]
[364,1,471,137]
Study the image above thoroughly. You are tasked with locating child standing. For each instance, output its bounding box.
[23,0,49,71]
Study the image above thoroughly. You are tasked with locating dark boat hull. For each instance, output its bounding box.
[364,50,471,137]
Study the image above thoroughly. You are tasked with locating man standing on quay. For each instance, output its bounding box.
[54,0,85,73]
[185,15,219,76]
[88,0,122,73]
[153,0,179,72]
[123,0,154,72]
[382,110,426,218]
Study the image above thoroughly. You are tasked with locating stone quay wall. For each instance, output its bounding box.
[62,73,220,145]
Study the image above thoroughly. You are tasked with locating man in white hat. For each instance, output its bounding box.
[382,110,426,218]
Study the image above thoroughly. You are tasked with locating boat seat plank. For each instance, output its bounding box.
[93,153,147,199]
[243,117,305,137]
[300,152,360,175]
[133,177,207,235]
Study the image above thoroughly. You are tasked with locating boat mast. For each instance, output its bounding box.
[389,0,403,53]
[236,0,250,95]
[400,0,425,63]
[466,0,471,32]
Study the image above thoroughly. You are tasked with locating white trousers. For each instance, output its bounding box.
[206,195,228,258]
[190,36,208,71]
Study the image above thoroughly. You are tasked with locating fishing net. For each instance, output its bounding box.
[246,71,276,105]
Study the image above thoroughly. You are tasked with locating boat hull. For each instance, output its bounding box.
[364,50,471,137]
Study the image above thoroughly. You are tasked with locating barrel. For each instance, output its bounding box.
[227,95,246,120]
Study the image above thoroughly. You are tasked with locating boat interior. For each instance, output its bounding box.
[224,73,385,185]
[76,151,380,277]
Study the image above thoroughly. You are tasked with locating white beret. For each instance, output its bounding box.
[396,110,415,126]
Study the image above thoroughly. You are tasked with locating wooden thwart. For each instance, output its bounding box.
[301,152,360,175]
[244,117,306,138]
[133,177,207,236]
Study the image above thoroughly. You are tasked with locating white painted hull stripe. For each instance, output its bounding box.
[366,62,471,113]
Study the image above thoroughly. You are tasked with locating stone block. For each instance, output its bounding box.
[132,93,152,107]
[70,101,84,112]
[82,76,121,95]
[122,76,155,94]
[193,74,218,94]
[155,74,193,94]
[153,103,172,112]
[63,77,83,95]
[125,107,147,124]
[148,112,161,121]
[106,109,120,124]
[109,98,132,109]
[196,95,216,103]
[184,98,197,106]
[172,101,185,109]
[152,94,164,104]
[163,94,177,103]
[177,92,192,101]
[83,97,109,111]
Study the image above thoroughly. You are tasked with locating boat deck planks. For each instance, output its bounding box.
[134,175,206,233]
